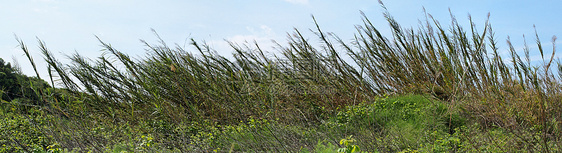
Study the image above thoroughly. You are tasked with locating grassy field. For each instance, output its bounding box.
[1,3,561,152]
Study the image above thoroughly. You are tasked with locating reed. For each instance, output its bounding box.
[12,2,561,151]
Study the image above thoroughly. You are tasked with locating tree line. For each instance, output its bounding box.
[0,58,49,103]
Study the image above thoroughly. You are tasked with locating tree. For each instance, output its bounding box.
[0,58,18,101]
[17,75,50,103]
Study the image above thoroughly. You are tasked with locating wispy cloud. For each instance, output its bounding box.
[209,25,279,57]
[283,0,309,5]
[227,25,277,49]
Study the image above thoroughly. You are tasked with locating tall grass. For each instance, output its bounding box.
[14,1,561,151]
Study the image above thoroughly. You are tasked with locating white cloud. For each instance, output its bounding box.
[208,25,280,57]
[283,0,309,5]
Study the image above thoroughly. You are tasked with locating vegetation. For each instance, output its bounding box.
[2,2,561,152]
[0,58,48,102]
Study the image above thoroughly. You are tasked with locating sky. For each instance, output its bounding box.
[1,0,561,81]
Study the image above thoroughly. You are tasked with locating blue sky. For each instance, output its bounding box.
[2,0,561,79]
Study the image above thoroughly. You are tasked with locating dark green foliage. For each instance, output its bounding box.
[0,58,18,101]
[17,75,50,103]
[0,58,50,103]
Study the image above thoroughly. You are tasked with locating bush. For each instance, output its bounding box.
[0,110,56,152]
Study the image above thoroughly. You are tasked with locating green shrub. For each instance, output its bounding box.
[0,111,56,152]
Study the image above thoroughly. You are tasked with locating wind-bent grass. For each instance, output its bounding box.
[10,2,561,152]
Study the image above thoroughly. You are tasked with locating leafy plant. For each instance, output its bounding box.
[338,135,360,153]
